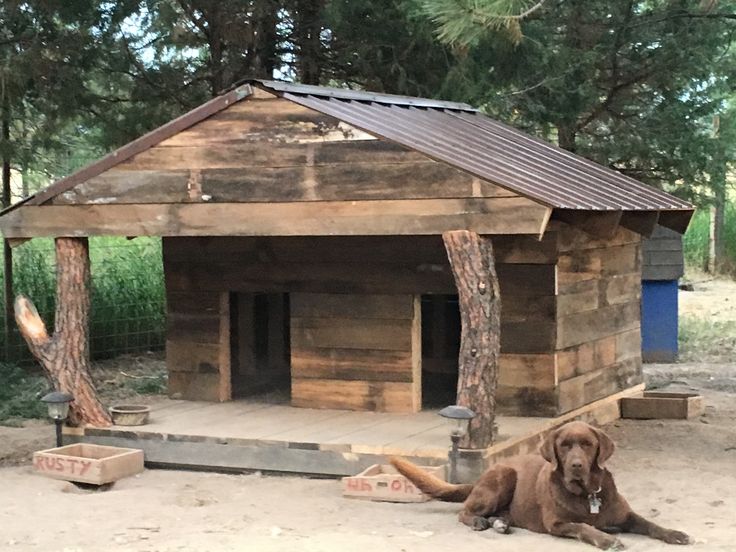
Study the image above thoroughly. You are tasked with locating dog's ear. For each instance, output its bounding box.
[540,429,559,469]
[593,427,615,469]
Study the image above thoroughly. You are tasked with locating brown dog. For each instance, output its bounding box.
[391,421,690,550]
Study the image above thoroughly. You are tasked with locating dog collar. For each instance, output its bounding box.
[588,486,602,514]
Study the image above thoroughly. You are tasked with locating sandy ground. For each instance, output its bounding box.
[1,283,735,551]
[2,376,734,552]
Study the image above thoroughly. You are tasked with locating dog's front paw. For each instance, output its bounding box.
[489,517,510,534]
[661,530,690,545]
[471,516,490,531]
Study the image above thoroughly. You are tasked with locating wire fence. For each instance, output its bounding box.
[1,237,165,366]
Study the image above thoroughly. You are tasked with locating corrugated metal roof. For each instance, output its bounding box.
[252,80,692,212]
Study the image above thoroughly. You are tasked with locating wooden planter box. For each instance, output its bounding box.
[33,443,144,485]
[342,463,445,502]
[620,392,704,420]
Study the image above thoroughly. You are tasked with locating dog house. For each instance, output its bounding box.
[0,80,693,425]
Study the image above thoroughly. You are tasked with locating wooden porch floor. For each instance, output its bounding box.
[108,398,545,456]
[67,397,547,476]
[67,385,640,477]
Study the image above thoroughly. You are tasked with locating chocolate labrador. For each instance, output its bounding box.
[391,421,690,549]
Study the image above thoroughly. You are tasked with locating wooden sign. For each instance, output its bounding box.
[33,443,144,485]
[342,463,445,503]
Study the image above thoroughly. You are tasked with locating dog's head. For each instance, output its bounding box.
[540,421,614,494]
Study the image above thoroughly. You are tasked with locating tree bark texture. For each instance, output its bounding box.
[442,230,501,449]
[294,0,325,85]
[2,95,13,347]
[14,237,112,427]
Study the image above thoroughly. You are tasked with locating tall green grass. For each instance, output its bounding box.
[683,201,736,275]
[0,237,165,364]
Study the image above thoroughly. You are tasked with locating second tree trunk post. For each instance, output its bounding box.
[442,230,501,449]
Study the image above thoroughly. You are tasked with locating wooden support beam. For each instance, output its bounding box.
[13,238,112,427]
[553,209,623,239]
[442,230,501,449]
[0,199,550,238]
[619,211,660,237]
[658,209,695,235]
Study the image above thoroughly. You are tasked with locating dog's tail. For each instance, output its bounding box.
[389,456,473,503]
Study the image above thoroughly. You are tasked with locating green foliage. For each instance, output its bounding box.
[679,316,736,363]
[683,200,736,273]
[419,0,544,46]
[323,0,457,96]
[683,209,711,271]
[420,0,736,204]
[0,363,48,424]
[88,237,166,358]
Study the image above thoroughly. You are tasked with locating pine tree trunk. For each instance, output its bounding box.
[295,0,325,85]
[2,96,13,349]
[14,237,111,427]
[442,230,501,449]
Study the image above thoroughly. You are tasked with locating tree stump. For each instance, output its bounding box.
[14,237,112,427]
[442,230,501,449]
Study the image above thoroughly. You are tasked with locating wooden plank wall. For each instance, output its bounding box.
[554,223,644,413]
[162,234,561,413]
[642,224,684,281]
[290,293,421,412]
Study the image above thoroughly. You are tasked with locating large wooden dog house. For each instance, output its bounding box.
[0,80,693,422]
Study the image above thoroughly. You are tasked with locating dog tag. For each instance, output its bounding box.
[589,495,602,514]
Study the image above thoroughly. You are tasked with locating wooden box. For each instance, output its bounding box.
[620,392,704,420]
[342,463,445,502]
[33,443,144,485]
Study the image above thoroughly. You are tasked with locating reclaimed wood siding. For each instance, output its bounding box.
[554,224,644,413]
[9,96,554,239]
[291,293,422,412]
[53,97,516,205]
[162,235,559,408]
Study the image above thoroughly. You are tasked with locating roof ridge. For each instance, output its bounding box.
[249,79,478,112]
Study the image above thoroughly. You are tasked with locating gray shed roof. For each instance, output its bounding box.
[4,79,694,227]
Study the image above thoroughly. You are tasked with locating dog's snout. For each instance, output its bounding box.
[571,460,583,470]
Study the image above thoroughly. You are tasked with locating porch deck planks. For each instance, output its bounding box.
[104,398,557,455]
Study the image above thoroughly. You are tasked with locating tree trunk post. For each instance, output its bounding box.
[14,237,112,427]
[442,230,501,449]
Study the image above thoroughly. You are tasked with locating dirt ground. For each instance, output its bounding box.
[1,283,735,551]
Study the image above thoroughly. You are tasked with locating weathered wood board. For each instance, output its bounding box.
[1,198,550,238]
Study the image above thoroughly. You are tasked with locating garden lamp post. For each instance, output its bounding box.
[438,405,475,484]
[41,391,73,448]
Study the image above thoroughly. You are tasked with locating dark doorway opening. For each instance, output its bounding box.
[230,292,290,399]
[421,294,460,408]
